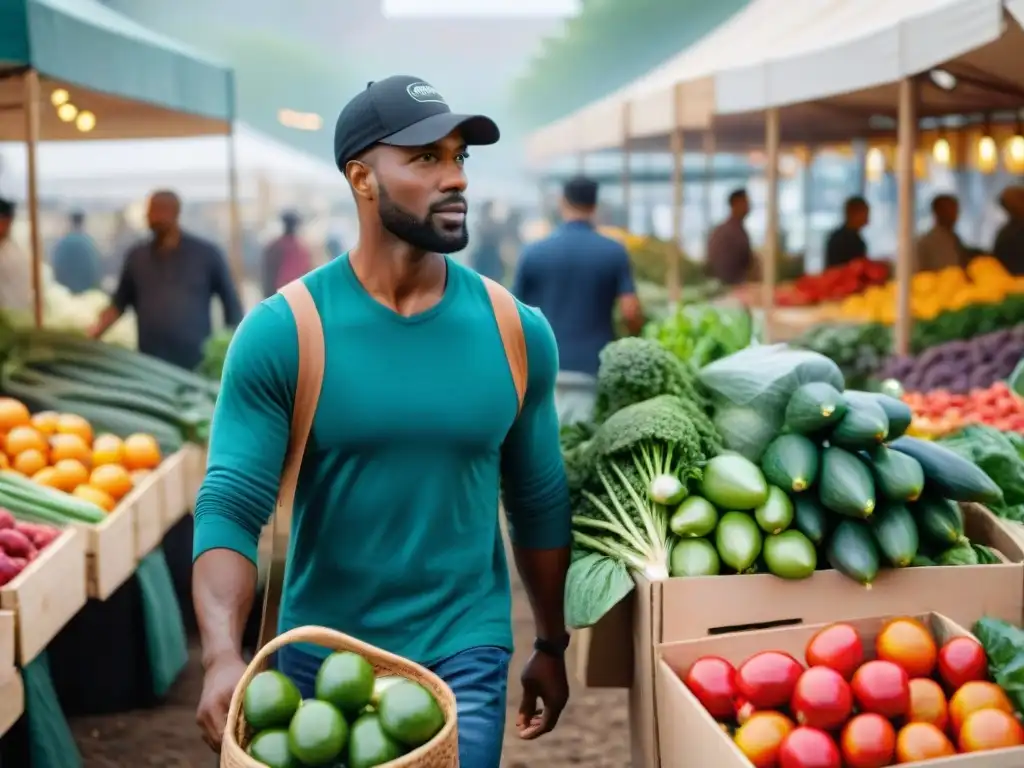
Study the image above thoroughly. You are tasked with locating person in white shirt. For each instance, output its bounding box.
[0,199,31,315]
[917,193,968,272]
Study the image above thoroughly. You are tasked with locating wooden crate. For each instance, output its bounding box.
[182,443,206,509]
[1,527,87,665]
[77,500,137,600]
[160,449,189,531]
[123,469,165,560]
[0,611,15,671]
[0,671,23,738]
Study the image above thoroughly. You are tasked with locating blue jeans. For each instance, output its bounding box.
[277,643,510,768]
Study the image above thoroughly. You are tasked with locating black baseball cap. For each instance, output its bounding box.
[333,75,500,172]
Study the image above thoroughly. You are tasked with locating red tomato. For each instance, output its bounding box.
[851,660,910,718]
[683,656,737,720]
[790,667,853,731]
[840,713,896,768]
[937,637,988,690]
[737,652,805,709]
[805,623,864,680]
[778,727,842,768]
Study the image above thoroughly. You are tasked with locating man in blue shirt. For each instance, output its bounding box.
[512,176,642,424]
[51,211,102,294]
[88,189,244,369]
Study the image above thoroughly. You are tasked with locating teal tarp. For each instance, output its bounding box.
[137,547,189,697]
[0,0,232,122]
[24,652,83,768]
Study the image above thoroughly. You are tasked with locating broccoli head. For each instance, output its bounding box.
[594,337,707,422]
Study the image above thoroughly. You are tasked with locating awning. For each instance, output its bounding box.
[0,0,234,140]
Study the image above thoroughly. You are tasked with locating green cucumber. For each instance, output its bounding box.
[763,530,817,580]
[753,486,794,535]
[889,437,1004,505]
[866,445,925,502]
[784,382,846,434]
[865,393,912,439]
[761,434,820,493]
[828,394,889,450]
[827,520,881,586]
[869,503,919,567]
[911,554,936,567]
[819,446,876,519]
[913,496,967,547]
[972,544,1000,565]
[715,512,763,573]
[937,543,979,566]
[669,538,721,577]
[792,496,830,546]
[0,472,105,523]
[700,454,768,511]
[669,497,718,538]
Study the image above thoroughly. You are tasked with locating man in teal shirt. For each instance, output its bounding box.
[192,76,572,766]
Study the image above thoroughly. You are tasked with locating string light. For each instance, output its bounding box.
[50,89,69,107]
[57,103,77,122]
[978,135,998,173]
[932,137,951,165]
[865,147,886,183]
[75,111,96,132]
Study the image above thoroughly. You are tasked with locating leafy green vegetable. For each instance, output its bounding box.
[197,329,234,381]
[564,551,634,629]
[940,425,1024,506]
[973,617,1024,715]
[644,303,754,369]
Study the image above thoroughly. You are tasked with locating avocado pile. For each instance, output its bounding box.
[243,651,445,768]
[669,382,1006,585]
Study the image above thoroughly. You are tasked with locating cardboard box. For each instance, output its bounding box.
[573,504,1024,767]
[656,613,1024,767]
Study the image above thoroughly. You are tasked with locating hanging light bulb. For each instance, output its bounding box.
[75,111,96,133]
[1007,131,1024,173]
[932,137,951,165]
[865,147,885,183]
[50,89,69,107]
[978,135,998,173]
[56,103,78,122]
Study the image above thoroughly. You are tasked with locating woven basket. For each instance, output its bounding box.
[221,626,459,768]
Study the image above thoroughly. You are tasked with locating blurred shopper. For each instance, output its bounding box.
[0,198,30,314]
[513,175,642,425]
[51,211,102,294]
[825,196,870,268]
[261,211,313,298]
[993,185,1024,275]
[471,200,505,282]
[88,189,243,370]
[706,188,755,285]
[917,194,968,272]
[192,76,570,766]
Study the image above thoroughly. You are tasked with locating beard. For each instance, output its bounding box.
[378,184,468,254]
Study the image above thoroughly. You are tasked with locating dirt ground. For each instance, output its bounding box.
[67,570,633,767]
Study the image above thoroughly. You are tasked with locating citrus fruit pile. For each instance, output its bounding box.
[0,396,162,513]
[682,617,1023,767]
[243,650,446,768]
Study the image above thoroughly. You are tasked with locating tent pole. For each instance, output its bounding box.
[702,131,716,252]
[668,83,684,306]
[802,145,816,261]
[226,127,244,293]
[23,70,43,329]
[894,77,918,357]
[762,107,781,342]
[621,104,632,231]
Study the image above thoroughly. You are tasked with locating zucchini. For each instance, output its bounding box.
[819,446,876,519]
[866,445,925,502]
[21,361,180,407]
[792,495,830,546]
[869,503,919,567]
[827,519,881,586]
[937,543,980,566]
[889,437,1004,505]
[911,554,936,567]
[913,496,967,547]
[784,382,846,434]
[828,394,889,450]
[866,393,912,439]
[0,472,105,523]
[761,434,820,493]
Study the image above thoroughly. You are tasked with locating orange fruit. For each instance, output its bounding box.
[907,678,949,731]
[5,426,47,459]
[122,433,161,470]
[30,410,60,436]
[91,434,124,467]
[876,617,938,678]
[949,682,1015,735]
[52,459,90,493]
[56,413,93,445]
[958,708,1024,752]
[13,449,47,477]
[72,484,116,513]
[0,453,9,470]
[32,466,61,488]
[49,433,92,465]
[89,464,133,501]
[734,712,794,768]
[0,398,30,432]
[895,722,956,762]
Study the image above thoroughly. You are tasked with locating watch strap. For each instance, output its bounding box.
[534,634,571,657]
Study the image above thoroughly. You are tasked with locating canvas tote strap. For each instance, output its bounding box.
[482,277,528,414]
[257,280,325,649]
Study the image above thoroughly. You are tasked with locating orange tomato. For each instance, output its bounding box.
[122,433,161,471]
[895,722,956,762]
[949,681,1015,735]
[958,708,1024,752]
[0,398,30,433]
[31,466,61,488]
[875,617,937,679]
[89,464,133,501]
[0,453,9,470]
[72,485,116,513]
[55,413,93,445]
[49,433,92,465]
[734,712,794,768]
[12,448,47,477]
[907,678,948,731]
[5,426,47,459]
[29,410,60,436]
[52,459,90,493]
[91,434,124,468]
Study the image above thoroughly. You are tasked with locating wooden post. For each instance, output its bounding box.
[894,77,918,357]
[226,127,245,290]
[702,131,716,245]
[23,70,43,329]
[762,107,781,342]
[668,83,685,305]
[621,103,632,230]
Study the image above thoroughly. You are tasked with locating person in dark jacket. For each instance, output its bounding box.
[825,196,870,268]
[51,211,102,294]
[706,189,754,285]
[993,186,1024,275]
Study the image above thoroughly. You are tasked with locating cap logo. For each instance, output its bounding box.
[406,82,446,105]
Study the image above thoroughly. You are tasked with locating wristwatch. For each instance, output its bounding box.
[534,633,571,658]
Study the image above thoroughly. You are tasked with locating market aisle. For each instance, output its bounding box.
[67,566,632,767]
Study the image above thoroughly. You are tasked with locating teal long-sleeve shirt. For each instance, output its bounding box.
[193,254,571,664]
